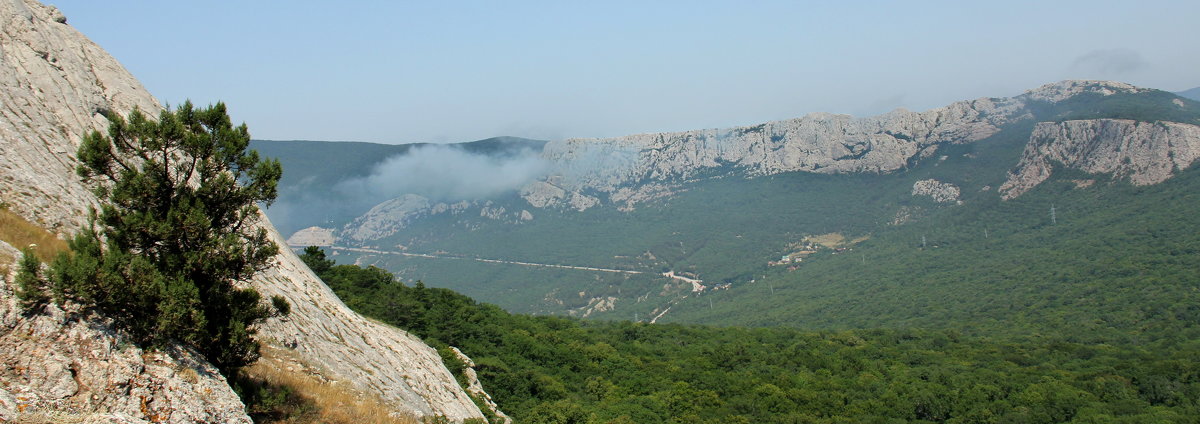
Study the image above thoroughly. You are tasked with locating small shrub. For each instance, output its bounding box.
[271,295,291,317]
[14,247,48,310]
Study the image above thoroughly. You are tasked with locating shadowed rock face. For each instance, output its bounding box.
[0,0,489,421]
[1000,119,1200,199]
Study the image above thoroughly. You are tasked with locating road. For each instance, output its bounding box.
[327,246,646,275]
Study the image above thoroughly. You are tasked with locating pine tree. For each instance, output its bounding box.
[51,101,283,375]
[14,247,48,310]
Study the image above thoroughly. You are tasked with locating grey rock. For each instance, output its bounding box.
[342,194,431,243]
[448,347,511,424]
[911,179,961,203]
[253,223,488,422]
[522,80,1150,211]
[286,226,337,247]
[0,254,251,422]
[1000,119,1200,199]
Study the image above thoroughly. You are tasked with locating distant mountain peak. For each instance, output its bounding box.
[1177,86,1200,101]
[1021,80,1146,103]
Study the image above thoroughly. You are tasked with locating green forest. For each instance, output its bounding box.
[303,248,1199,423]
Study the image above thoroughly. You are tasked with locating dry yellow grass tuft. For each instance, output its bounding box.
[242,345,420,424]
[0,206,68,262]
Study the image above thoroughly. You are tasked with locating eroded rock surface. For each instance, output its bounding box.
[522,81,1151,210]
[0,244,250,423]
[342,194,432,244]
[0,0,159,234]
[1000,119,1200,199]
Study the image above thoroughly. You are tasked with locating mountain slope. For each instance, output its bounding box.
[272,81,1200,327]
[1178,86,1200,101]
[0,1,488,421]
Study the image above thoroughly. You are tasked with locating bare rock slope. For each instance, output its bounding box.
[1000,119,1200,199]
[0,0,488,421]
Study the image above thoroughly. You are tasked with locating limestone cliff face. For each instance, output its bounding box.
[342,194,431,244]
[0,0,488,421]
[524,90,1025,210]
[521,80,1155,210]
[999,119,1200,199]
[0,0,158,234]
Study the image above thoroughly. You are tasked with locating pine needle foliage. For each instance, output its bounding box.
[48,102,283,375]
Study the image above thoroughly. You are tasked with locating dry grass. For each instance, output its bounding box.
[242,345,420,424]
[800,232,870,249]
[0,206,68,262]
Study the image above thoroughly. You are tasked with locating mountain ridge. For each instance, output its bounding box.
[519,80,1176,212]
[265,79,1200,323]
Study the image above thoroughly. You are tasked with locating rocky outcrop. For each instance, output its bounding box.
[911,179,961,203]
[523,80,1152,210]
[448,347,511,424]
[1022,80,1148,103]
[0,1,490,421]
[1000,119,1200,199]
[0,248,250,423]
[286,226,337,247]
[341,194,431,244]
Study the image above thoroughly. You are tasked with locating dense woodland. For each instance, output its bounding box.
[304,248,1199,423]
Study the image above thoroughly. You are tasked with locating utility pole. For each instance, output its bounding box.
[709,298,714,310]
[922,235,927,248]
[984,228,988,239]
[768,280,774,294]
[1050,204,1057,225]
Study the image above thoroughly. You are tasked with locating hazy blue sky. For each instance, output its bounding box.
[51,1,1200,144]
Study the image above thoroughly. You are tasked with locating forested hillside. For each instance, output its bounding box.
[269,87,1200,326]
[302,249,1200,423]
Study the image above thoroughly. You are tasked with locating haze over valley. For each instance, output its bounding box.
[4,1,1200,422]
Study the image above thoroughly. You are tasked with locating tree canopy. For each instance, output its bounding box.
[19,101,283,375]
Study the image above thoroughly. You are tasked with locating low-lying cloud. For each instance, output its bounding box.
[264,144,551,236]
[336,144,551,205]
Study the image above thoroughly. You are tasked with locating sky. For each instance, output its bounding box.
[50,0,1200,144]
